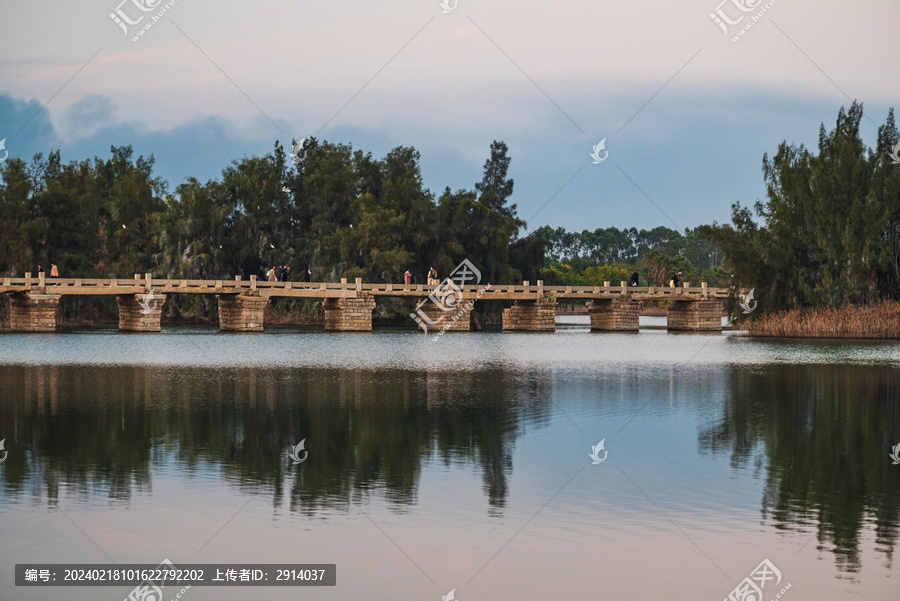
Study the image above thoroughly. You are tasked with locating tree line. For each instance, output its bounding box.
[534,224,728,288]
[0,140,546,320]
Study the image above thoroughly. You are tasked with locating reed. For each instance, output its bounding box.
[744,301,900,339]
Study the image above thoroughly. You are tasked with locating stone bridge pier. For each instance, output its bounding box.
[8,292,62,332]
[587,297,640,331]
[324,295,377,331]
[117,292,167,332]
[217,292,269,332]
[667,299,722,331]
[414,299,473,332]
[502,293,557,332]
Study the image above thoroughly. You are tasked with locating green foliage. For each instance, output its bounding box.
[541,262,629,287]
[704,103,900,313]
[534,224,723,272]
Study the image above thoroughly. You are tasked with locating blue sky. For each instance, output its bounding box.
[1,0,896,232]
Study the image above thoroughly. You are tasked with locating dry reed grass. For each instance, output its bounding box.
[744,301,900,339]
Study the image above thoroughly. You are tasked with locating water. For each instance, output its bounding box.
[1,324,899,600]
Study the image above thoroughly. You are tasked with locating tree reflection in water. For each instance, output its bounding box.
[0,365,522,515]
[2,362,899,575]
[699,364,900,573]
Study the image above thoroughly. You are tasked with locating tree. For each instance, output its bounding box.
[705,103,900,313]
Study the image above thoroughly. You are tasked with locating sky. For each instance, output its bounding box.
[0,0,897,233]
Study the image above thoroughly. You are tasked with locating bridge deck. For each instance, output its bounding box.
[0,276,730,301]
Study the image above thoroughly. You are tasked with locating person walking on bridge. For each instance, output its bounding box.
[427,266,437,286]
[267,267,277,282]
[630,270,639,287]
[404,270,412,285]
[50,264,59,278]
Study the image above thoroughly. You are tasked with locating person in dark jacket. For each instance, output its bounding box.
[630,271,639,287]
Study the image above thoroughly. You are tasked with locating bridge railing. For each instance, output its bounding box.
[1,275,732,298]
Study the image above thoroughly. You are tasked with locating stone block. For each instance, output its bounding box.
[324,295,376,331]
[667,299,722,331]
[218,293,269,331]
[587,298,640,331]
[8,293,61,332]
[117,293,166,332]
[502,295,557,332]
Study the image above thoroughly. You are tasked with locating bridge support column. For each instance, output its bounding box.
[217,292,269,332]
[416,300,473,332]
[8,293,62,332]
[587,298,640,331]
[324,295,376,331]
[116,293,166,332]
[667,299,722,331]
[502,295,557,332]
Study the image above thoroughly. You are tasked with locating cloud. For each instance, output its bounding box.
[0,95,58,160]
[60,95,116,140]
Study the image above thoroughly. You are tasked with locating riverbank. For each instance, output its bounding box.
[743,301,900,339]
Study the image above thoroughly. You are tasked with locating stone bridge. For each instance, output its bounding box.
[1,273,732,333]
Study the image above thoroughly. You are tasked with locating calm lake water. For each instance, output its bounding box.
[1,321,899,600]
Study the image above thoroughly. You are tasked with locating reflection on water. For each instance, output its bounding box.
[0,331,899,599]
[0,366,524,513]
[700,364,900,573]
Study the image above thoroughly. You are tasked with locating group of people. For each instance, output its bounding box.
[629,270,683,287]
[404,268,686,288]
[402,267,439,286]
[258,265,315,282]
[260,265,290,282]
[36,264,59,277]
